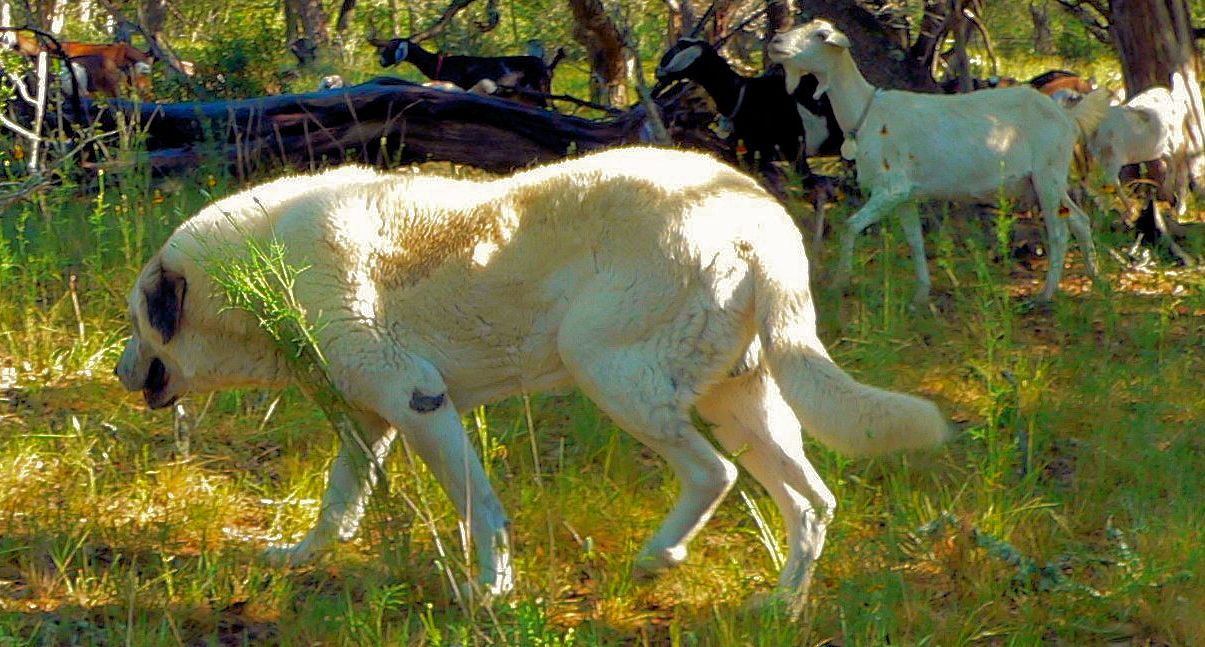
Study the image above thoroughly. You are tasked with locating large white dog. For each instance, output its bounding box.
[115,147,949,610]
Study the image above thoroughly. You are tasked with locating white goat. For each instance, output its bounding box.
[770,20,1112,304]
[1086,76,1190,217]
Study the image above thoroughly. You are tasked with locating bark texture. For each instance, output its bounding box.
[569,0,631,106]
[69,79,729,178]
[798,0,938,90]
[1111,0,1205,186]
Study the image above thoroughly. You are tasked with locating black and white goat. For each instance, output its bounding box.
[368,36,564,107]
[655,38,841,175]
[654,37,842,238]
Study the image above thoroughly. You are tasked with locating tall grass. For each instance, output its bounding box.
[0,134,1202,645]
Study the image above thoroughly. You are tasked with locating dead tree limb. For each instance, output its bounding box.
[67,78,730,177]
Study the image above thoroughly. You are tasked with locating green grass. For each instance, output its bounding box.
[1,141,1203,646]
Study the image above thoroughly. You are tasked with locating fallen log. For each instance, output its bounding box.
[72,78,731,177]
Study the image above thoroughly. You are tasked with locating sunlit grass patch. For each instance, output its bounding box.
[0,145,1201,644]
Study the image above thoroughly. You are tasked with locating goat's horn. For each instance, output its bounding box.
[688,2,717,39]
[713,6,769,49]
[366,22,388,47]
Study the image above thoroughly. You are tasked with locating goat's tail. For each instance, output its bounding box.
[1070,88,1112,140]
[747,245,951,457]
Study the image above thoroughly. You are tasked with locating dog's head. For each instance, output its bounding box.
[115,242,289,409]
[115,255,190,409]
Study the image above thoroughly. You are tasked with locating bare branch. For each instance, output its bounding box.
[1054,0,1111,43]
[410,0,484,42]
[964,1,999,77]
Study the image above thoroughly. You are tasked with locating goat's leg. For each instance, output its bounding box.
[835,188,910,291]
[1062,193,1099,279]
[1035,184,1072,302]
[1145,198,1198,266]
[898,202,931,305]
[813,198,827,257]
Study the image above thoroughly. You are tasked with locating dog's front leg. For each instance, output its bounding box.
[398,396,513,598]
[266,409,397,564]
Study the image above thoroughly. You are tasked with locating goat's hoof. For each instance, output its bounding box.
[1018,297,1054,315]
[456,577,512,609]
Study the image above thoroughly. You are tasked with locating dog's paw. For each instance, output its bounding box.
[261,543,311,567]
[455,571,515,609]
[262,532,331,567]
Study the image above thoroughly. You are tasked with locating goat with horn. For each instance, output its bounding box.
[654,16,842,217]
[367,36,562,107]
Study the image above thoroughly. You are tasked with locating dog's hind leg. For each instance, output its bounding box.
[558,291,740,574]
[696,364,835,614]
[266,409,397,564]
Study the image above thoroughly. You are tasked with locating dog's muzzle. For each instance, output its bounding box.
[142,357,177,409]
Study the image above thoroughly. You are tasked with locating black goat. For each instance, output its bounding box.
[368,36,564,107]
[654,38,841,195]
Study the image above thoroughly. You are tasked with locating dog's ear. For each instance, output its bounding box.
[144,265,186,343]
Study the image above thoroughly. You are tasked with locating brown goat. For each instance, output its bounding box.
[10,32,154,97]
[63,53,152,98]
[1028,69,1095,95]
[13,33,153,65]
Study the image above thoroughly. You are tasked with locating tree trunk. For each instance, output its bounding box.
[285,0,329,46]
[1030,1,1055,54]
[283,0,298,48]
[764,0,795,70]
[798,0,938,90]
[387,0,401,34]
[1110,0,1205,187]
[141,0,167,40]
[662,0,695,43]
[952,2,973,93]
[568,0,630,106]
[335,0,357,34]
[708,0,738,43]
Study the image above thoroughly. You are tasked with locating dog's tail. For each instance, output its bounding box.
[747,247,950,456]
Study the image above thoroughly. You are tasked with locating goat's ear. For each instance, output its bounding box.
[822,29,851,49]
[660,44,703,75]
[393,41,409,64]
[144,265,186,344]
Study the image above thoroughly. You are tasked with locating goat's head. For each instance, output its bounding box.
[768,19,850,93]
[369,37,411,68]
[8,32,43,56]
[654,38,711,84]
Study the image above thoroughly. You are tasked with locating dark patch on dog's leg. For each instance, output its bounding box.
[409,389,446,413]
